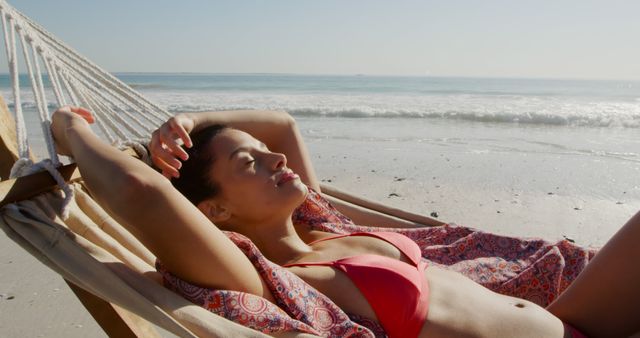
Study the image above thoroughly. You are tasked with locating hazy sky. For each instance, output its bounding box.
[2,0,640,79]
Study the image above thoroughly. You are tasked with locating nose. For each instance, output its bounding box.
[270,152,287,170]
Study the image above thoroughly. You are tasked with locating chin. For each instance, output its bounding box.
[282,179,308,206]
[295,180,309,194]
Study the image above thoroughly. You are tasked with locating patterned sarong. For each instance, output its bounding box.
[157,189,597,337]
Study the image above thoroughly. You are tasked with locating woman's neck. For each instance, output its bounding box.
[240,216,314,266]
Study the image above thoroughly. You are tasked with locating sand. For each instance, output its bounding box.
[1,119,639,337]
[307,138,639,247]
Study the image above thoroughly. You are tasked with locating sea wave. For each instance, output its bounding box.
[4,89,639,128]
[146,91,640,128]
[286,108,640,127]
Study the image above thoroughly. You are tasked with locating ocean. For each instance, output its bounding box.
[3,73,640,127]
[126,74,640,128]
[2,73,638,163]
[1,73,639,190]
[1,73,639,243]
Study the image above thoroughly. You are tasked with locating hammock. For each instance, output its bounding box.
[0,1,596,337]
[0,1,441,336]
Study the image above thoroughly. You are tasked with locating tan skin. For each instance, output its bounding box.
[52,106,640,338]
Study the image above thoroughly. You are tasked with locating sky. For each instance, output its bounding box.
[2,0,640,80]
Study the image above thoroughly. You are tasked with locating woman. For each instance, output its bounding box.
[51,106,639,338]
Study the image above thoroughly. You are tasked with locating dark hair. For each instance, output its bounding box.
[171,124,229,205]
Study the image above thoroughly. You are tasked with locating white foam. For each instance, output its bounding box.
[5,88,640,129]
[144,91,640,128]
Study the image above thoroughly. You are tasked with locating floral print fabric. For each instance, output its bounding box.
[157,188,597,337]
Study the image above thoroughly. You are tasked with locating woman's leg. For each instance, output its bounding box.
[547,210,640,337]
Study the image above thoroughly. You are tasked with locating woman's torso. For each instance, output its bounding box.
[284,232,568,338]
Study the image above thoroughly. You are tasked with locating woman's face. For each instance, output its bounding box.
[205,128,308,224]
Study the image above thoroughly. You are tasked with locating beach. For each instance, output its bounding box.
[1,75,639,337]
[302,117,640,246]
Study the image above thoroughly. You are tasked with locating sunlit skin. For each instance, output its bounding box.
[52,106,640,338]
[174,127,568,338]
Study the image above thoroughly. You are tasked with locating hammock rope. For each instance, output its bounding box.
[1,13,28,159]
[0,0,173,218]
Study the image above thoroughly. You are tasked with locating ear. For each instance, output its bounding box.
[196,199,231,223]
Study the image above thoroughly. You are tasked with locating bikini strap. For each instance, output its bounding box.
[307,233,353,246]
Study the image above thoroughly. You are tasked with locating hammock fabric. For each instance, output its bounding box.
[0,182,277,337]
[157,188,597,337]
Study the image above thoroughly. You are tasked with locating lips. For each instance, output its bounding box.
[277,170,299,186]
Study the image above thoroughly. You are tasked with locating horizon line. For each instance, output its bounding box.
[0,71,638,82]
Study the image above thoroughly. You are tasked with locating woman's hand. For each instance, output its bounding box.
[51,106,95,156]
[149,113,195,179]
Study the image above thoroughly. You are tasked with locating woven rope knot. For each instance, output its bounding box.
[9,157,33,178]
[9,158,74,220]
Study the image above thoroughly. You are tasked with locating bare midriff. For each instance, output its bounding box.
[285,234,568,338]
[420,266,567,338]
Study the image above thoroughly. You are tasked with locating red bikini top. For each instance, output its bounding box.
[282,231,429,338]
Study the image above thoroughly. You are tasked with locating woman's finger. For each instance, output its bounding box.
[148,134,161,161]
[150,130,175,161]
[79,112,95,124]
[169,118,193,148]
[159,131,189,161]
[151,141,183,170]
[68,106,95,123]
[157,149,183,170]
[152,155,180,178]
[151,155,180,177]
[149,138,179,171]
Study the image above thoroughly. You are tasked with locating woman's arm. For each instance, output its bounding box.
[150,110,320,191]
[547,210,640,337]
[52,107,275,302]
